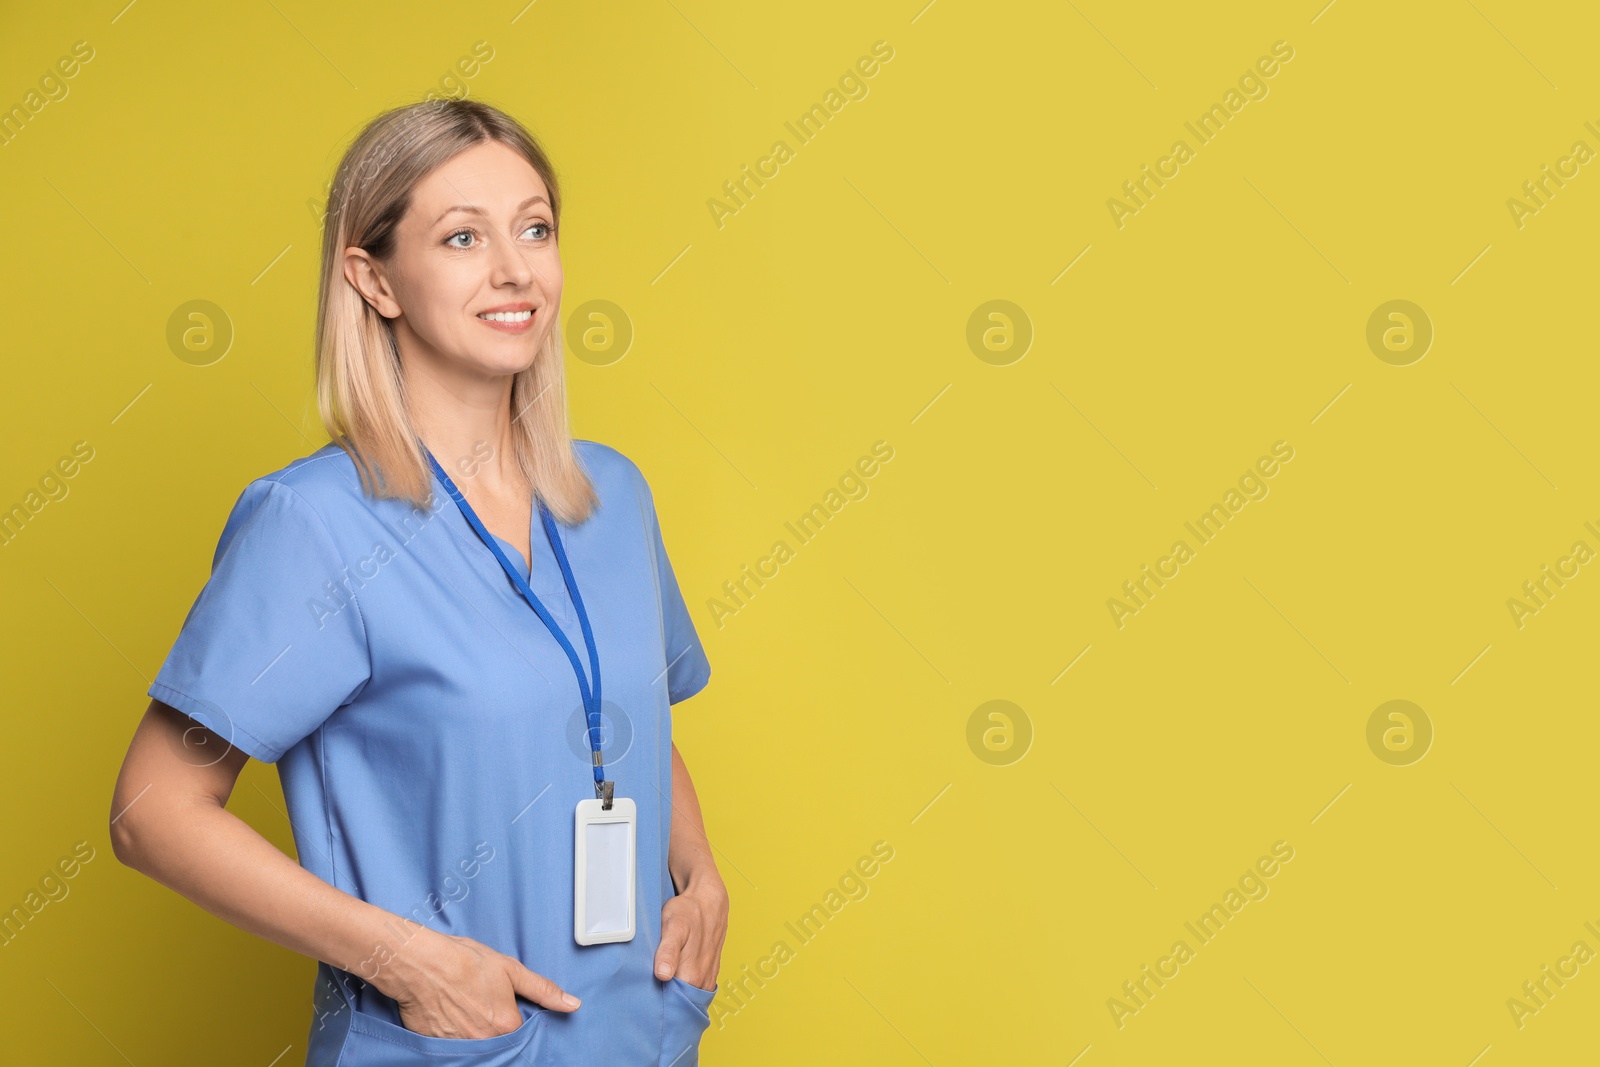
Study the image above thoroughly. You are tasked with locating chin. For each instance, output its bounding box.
[486,357,538,378]
[477,346,544,378]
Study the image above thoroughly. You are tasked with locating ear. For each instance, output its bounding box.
[343,246,401,319]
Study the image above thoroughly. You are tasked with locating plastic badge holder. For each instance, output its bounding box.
[574,796,636,944]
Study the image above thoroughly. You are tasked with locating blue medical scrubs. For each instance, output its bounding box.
[148,439,716,1066]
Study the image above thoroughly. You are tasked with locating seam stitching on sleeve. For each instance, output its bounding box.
[265,478,376,680]
[640,478,670,665]
[150,681,281,761]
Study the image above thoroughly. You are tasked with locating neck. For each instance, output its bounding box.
[404,354,522,496]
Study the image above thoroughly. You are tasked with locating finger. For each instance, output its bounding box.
[678,942,722,990]
[655,914,692,980]
[446,980,526,1039]
[510,962,582,1012]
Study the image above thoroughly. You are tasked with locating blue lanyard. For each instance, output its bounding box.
[423,447,613,807]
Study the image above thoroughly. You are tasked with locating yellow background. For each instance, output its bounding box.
[2,0,1597,1063]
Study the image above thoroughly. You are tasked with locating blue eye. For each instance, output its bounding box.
[444,222,552,249]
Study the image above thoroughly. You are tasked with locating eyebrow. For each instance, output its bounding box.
[432,194,549,227]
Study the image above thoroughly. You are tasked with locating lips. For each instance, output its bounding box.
[475,306,537,333]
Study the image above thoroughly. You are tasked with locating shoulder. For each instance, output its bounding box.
[243,443,372,520]
[573,438,652,504]
[229,440,654,530]
[211,443,390,555]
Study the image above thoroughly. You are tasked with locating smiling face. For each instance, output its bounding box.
[345,138,562,382]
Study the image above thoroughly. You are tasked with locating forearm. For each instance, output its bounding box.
[114,795,435,997]
[667,741,721,894]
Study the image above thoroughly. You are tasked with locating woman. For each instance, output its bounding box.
[109,98,728,1066]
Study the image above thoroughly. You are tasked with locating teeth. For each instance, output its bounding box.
[478,310,532,322]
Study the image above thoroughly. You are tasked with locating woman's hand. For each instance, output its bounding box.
[655,876,729,991]
[382,930,581,1038]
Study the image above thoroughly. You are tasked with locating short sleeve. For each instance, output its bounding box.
[643,480,711,705]
[148,478,373,763]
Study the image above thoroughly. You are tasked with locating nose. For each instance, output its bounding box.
[489,227,537,288]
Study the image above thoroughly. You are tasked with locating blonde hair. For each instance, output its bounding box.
[314,97,597,524]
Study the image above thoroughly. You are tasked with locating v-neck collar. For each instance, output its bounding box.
[489,531,532,582]
[431,467,545,588]
[425,456,573,626]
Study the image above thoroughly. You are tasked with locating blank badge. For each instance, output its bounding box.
[574,796,636,944]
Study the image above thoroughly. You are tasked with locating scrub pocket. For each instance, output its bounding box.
[659,976,717,1067]
[336,999,549,1066]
